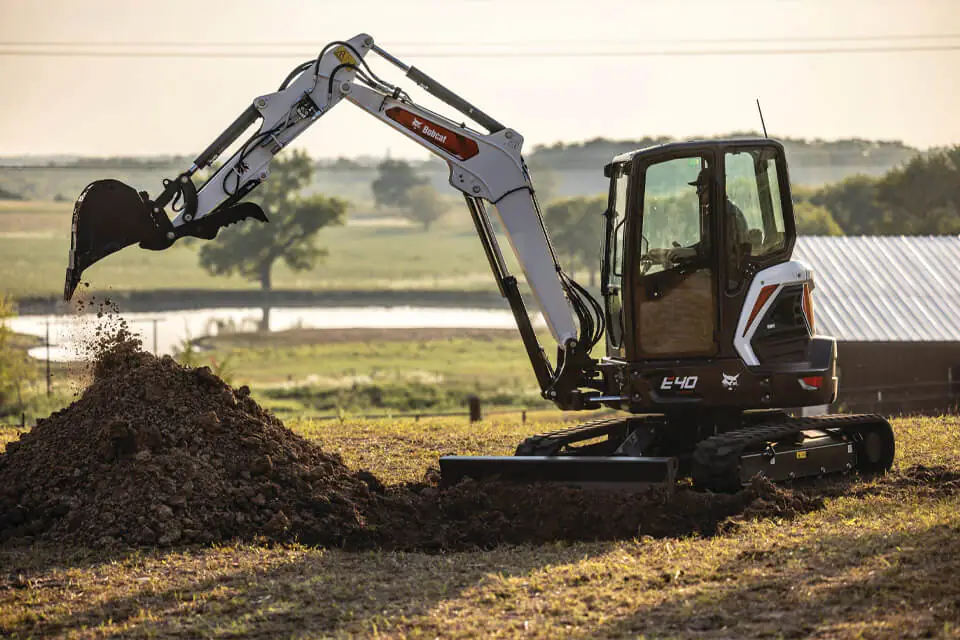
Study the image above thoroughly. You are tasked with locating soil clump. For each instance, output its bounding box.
[0,331,823,551]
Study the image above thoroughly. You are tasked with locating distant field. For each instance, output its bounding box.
[200,327,537,385]
[2,325,551,422]
[0,200,519,298]
[196,327,550,416]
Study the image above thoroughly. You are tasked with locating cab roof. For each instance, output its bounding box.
[607,137,785,168]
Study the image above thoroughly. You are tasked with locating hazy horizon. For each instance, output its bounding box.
[1,0,958,160]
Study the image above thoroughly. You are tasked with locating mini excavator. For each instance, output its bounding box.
[64,34,895,492]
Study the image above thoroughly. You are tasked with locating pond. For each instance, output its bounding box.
[6,306,545,362]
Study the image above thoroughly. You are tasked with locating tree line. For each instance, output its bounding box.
[148,144,960,295]
[795,146,960,235]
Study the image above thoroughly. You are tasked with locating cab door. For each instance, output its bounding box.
[629,153,719,359]
[601,163,629,358]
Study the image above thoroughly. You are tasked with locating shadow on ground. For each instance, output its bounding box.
[5,467,954,638]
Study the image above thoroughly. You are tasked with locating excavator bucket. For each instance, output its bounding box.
[64,179,161,301]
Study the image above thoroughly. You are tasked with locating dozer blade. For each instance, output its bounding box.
[439,455,678,490]
[65,179,163,301]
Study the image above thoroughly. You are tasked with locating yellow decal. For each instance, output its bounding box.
[333,46,358,67]
[796,451,807,460]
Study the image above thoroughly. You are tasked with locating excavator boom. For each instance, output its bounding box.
[65,33,606,411]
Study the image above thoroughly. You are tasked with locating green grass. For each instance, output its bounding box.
[1,414,958,638]
[0,200,525,298]
[3,326,550,422]
[0,331,76,423]
[186,328,550,417]
[201,330,538,385]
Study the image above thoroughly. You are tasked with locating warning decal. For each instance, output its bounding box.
[333,46,358,66]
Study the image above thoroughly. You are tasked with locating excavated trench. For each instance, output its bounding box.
[0,314,823,551]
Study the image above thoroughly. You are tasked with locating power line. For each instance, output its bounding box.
[2,33,959,47]
[1,45,958,58]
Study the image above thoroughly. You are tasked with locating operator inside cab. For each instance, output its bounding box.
[689,167,750,289]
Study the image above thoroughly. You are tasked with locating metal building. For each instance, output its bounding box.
[795,236,960,414]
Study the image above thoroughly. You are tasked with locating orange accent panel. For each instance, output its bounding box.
[385,107,480,161]
[802,283,816,334]
[743,284,778,337]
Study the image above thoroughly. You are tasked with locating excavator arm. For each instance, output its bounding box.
[65,33,606,409]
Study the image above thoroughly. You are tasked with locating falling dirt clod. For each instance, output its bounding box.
[0,323,823,551]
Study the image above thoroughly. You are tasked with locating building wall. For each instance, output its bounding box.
[835,341,960,415]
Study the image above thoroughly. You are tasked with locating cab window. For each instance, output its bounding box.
[638,156,709,277]
[610,169,628,278]
[724,149,787,289]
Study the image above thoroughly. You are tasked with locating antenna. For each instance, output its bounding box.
[756,99,768,138]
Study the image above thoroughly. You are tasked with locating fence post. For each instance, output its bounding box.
[468,396,482,423]
[521,409,526,424]
[45,318,51,397]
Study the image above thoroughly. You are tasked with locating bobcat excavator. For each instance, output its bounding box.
[64,34,895,492]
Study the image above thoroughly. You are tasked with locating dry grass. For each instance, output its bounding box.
[1,414,959,639]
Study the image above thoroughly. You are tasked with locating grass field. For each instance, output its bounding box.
[193,328,550,417]
[0,200,522,298]
[1,414,958,638]
[2,327,551,422]
[0,165,388,205]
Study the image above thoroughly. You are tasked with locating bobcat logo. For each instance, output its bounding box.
[721,373,740,391]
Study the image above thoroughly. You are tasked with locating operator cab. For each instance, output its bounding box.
[601,139,796,362]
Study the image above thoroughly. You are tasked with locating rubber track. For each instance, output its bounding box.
[692,413,889,492]
[515,416,628,456]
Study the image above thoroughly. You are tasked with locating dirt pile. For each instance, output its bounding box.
[361,479,763,551]
[0,329,824,551]
[736,475,825,522]
[0,331,378,547]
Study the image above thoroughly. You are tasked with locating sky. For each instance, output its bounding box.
[0,0,958,160]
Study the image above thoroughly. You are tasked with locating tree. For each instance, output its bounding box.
[371,158,428,208]
[403,184,450,230]
[0,185,23,200]
[543,195,606,287]
[809,175,883,235]
[794,201,843,236]
[198,150,347,292]
[874,146,960,234]
[525,158,562,205]
[807,147,960,235]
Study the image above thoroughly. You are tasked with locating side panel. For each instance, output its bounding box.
[734,260,815,366]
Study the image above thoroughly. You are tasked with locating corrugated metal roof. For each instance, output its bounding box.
[793,236,960,342]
